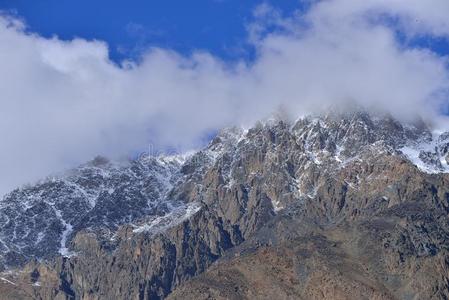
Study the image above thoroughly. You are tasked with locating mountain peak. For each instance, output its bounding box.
[2,108,449,299]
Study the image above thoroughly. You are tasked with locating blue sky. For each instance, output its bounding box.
[0,1,447,62]
[0,0,306,63]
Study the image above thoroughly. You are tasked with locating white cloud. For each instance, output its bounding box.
[0,0,449,195]
[307,0,449,37]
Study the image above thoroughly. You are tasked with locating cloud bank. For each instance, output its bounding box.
[1,0,449,194]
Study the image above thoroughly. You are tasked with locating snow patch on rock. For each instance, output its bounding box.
[400,132,449,174]
[133,202,202,234]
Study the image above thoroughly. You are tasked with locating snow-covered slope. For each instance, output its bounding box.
[400,131,449,174]
[290,111,449,175]
[0,155,186,270]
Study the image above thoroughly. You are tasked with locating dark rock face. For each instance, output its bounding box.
[2,110,449,299]
[170,202,449,300]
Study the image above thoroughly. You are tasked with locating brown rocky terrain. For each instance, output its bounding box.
[1,110,449,299]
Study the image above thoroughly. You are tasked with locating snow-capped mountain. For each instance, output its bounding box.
[2,109,449,300]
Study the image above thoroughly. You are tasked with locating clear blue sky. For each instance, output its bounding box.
[0,0,305,63]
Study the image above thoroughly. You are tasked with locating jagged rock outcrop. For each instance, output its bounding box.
[2,109,449,299]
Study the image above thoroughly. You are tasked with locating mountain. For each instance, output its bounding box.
[1,109,449,299]
[0,154,186,269]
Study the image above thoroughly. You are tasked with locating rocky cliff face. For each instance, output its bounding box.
[1,110,449,299]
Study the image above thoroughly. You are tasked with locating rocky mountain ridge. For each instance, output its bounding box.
[1,109,449,299]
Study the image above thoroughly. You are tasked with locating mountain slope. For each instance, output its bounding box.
[0,155,184,270]
[1,110,449,299]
